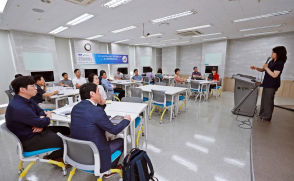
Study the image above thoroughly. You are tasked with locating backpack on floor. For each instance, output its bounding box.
[123,148,158,181]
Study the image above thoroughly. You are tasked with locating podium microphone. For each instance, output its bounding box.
[265,57,271,64]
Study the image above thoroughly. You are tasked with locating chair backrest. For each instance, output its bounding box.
[155,82,167,86]
[218,78,222,86]
[175,84,188,88]
[106,92,114,100]
[57,133,100,174]
[155,77,160,83]
[121,97,143,103]
[5,90,13,101]
[1,123,23,159]
[130,87,143,98]
[102,85,108,92]
[151,89,166,105]
[143,77,150,83]
[191,80,201,90]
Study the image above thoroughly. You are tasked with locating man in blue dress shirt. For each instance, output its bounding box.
[5,76,70,160]
[100,70,125,100]
[70,83,130,177]
[132,69,143,81]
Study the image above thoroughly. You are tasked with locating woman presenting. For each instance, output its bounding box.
[250,46,287,122]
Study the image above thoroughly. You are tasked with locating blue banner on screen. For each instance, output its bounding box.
[76,53,128,64]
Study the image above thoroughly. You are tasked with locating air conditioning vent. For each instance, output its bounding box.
[65,0,97,6]
[176,30,203,36]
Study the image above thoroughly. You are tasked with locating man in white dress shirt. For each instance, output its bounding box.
[72,69,87,89]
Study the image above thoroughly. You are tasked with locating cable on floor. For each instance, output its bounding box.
[236,109,252,129]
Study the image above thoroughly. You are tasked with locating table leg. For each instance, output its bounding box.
[130,120,135,148]
[55,99,58,109]
[123,129,127,158]
[148,92,151,116]
[170,95,174,122]
[175,94,179,116]
[186,90,188,111]
[215,83,218,99]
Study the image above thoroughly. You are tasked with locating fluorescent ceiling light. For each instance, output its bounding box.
[177,24,212,32]
[66,13,95,26]
[160,38,179,42]
[101,0,132,9]
[170,41,190,44]
[134,43,150,45]
[113,39,131,43]
[0,0,8,13]
[139,33,163,38]
[240,24,283,32]
[193,32,222,38]
[111,25,137,33]
[202,37,227,41]
[151,10,196,24]
[243,31,280,37]
[233,10,292,23]
[49,26,68,34]
[152,44,166,46]
[86,35,104,40]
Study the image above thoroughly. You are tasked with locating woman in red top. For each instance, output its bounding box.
[209,67,219,92]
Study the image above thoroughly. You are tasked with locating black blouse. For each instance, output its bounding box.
[262,59,285,88]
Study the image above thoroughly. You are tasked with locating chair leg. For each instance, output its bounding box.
[110,168,123,178]
[160,109,167,123]
[141,125,145,136]
[114,96,120,102]
[179,103,184,111]
[18,161,24,174]
[67,167,76,181]
[19,161,35,179]
[136,129,141,148]
[97,178,102,181]
[149,106,156,118]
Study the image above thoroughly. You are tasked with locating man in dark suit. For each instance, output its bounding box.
[70,83,130,178]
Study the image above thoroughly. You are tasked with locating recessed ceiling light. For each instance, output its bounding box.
[32,8,45,13]
[101,0,132,8]
[233,10,292,23]
[111,26,137,33]
[243,31,281,37]
[160,38,180,42]
[239,24,284,32]
[176,24,212,32]
[133,43,151,46]
[151,10,196,24]
[49,26,68,34]
[170,41,191,44]
[66,13,95,26]
[113,39,131,43]
[0,0,8,13]
[86,35,104,40]
[41,0,51,3]
[139,33,163,38]
[202,37,227,41]
[193,33,222,38]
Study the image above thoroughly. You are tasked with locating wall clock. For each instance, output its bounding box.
[84,43,91,51]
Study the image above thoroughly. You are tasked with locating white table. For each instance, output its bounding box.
[110,80,143,96]
[186,80,218,100]
[46,89,80,109]
[163,76,174,86]
[137,85,188,122]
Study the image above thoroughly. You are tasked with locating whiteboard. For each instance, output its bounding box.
[140,56,151,66]
[23,52,54,70]
[205,53,222,65]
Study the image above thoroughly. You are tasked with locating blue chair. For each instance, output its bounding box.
[211,78,222,97]
[57,133,123,181]
[190,80,207,102]
[130,87,149,102]
[143,77,154,85]
[0,123,67,180]
[102,85,120,101]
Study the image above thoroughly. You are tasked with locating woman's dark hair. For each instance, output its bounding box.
[134,69,138,73]
[212,67,217,73]
[117,68,121,72]
[11,76,35,95]
[79,83,97,100]
[74,69,80,73]
[273,46,287,63]
[62,72,67,77]
[15,74,22,78]
[174,68,180,74]
[100,70,106,77]
[88,73,97,83]
[33,75,43,82]
[157,68,162,74]
[148,68,153,72]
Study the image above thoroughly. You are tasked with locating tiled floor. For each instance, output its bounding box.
[0,92,294,181]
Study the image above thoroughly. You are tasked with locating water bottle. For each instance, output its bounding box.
[73,84,76,90]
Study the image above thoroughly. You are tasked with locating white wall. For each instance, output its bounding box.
[0,30,16,104]
[55,37,73,80]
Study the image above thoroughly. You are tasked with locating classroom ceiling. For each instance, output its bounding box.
[0,0,294,47]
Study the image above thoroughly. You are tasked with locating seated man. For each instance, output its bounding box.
[191,66,202,80]
[70,83,130,177]
[6,76,70,161]
[114,68,123,80]
[59,72,74,87]
[9,74,22,95]
[100,70,125,100]
[132,69,143,81]
[72,69,87,88]
[32,75,58,110]
[88,73,107,109]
